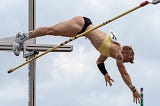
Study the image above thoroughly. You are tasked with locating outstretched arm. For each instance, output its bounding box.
[116,55,141,104]
[96,54,114,86]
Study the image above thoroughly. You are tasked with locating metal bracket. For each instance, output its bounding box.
[23,44,39,58]
[152,0,160,4]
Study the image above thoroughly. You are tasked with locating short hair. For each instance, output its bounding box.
[122,46,134,63]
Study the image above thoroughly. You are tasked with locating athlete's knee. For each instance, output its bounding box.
[47,26,61,35]
[39,26,56,35]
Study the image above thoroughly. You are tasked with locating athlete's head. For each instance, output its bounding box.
[122,46,134,63]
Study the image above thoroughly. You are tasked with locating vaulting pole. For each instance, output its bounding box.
[7,1,152,73]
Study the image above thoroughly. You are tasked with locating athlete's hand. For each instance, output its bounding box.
[104,73,114,86]
[133,90,141,104]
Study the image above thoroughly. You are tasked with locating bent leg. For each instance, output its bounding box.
[29,16,84,38]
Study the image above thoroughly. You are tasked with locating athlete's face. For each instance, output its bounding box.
[122,53,134,63]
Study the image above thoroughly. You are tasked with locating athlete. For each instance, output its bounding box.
[13,16,141,104]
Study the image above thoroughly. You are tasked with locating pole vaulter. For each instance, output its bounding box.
[8,0,160,73]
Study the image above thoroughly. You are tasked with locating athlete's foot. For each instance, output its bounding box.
[13,32,28,56]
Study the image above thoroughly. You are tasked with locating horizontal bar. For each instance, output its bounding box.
[0,43,73,52]
[26,44,73,52]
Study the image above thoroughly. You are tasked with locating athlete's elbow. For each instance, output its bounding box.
[96,60,100,64]
[96,59,104,64]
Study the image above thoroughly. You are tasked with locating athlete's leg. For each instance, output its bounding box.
[29,16,84,38]
[13,16,85,56]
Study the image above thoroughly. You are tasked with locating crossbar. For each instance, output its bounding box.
[0,43,73,52]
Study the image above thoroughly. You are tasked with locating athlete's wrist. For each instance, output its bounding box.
[129,85,137,92]
[97,63,108,76]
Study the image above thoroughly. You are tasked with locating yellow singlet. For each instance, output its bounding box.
[97,35,111,57]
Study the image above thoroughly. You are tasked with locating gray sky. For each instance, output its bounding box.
[0,0,160,106]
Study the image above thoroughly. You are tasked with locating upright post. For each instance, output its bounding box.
[0,1,72,106]
[140,88,144,106]
[28,0,36,106]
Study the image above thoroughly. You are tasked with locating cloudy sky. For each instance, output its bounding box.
[0,0,160,106]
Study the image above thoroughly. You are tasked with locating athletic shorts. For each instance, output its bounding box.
[78,17,92,34]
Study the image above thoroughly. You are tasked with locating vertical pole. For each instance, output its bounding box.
[140,88,144,106]
[28,0,36,106]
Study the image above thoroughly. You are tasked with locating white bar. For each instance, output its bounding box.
[0,43,73,52]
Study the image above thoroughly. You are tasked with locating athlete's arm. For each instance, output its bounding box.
[96,54,114,86]
[116,54,141,104]
[96,54,108,75]
[116,55,133,86]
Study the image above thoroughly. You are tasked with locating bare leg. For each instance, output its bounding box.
[13,16,84,56]
[29,16,84,38]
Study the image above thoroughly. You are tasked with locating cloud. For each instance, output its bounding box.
[37,45,99,90]
[0,0,160,106]
[35,44,137,106]
[0,0,28,36]
[0,79,27,105]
